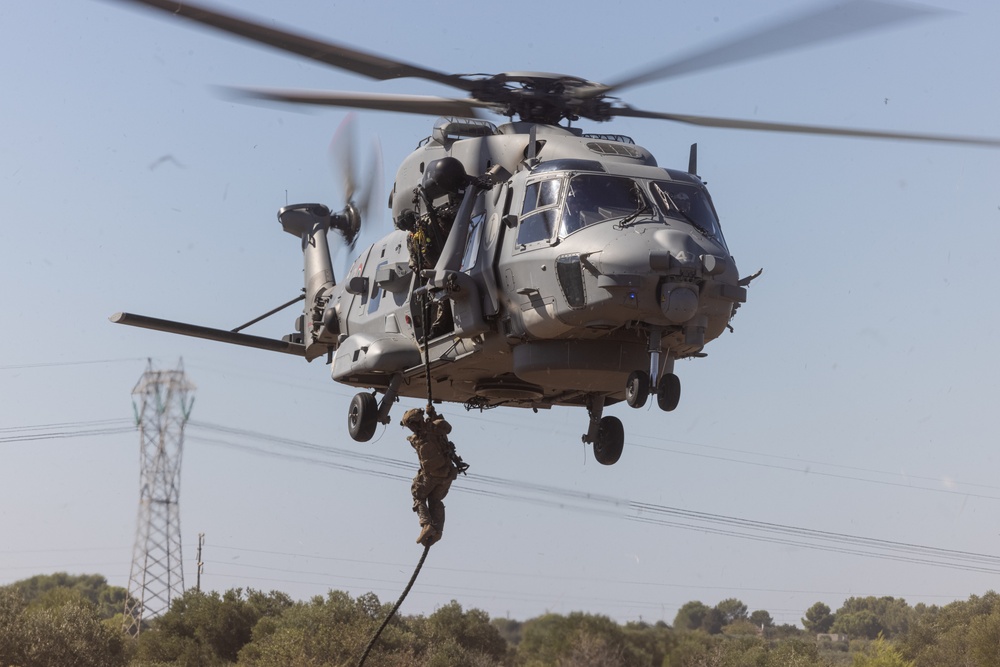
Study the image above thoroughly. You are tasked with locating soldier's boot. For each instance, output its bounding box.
[413,500,433,544]
[427,502,445,545]
[417,524,438,546]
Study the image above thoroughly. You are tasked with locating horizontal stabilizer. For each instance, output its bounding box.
[110,312,306,357]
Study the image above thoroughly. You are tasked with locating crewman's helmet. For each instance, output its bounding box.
[400,408,424,428]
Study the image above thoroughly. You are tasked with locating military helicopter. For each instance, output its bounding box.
[109,0,1000,465]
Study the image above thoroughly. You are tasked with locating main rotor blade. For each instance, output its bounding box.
[588,0,943,97]
[613,107,1000,147]
[109,0,474,91]
[227,88,490,118]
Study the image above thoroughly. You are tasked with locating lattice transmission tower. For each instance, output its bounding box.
[123,361,195,637]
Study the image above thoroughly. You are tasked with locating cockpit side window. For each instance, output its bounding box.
[560,174,648,237]
[651,181,725,244]
[517,177,563,245]
[460,194,487,271]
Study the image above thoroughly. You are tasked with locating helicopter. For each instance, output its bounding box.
[108,0,1000,466]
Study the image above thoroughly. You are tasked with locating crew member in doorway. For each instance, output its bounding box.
[400,406,467,546]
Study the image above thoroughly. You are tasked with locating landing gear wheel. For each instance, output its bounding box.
[625,371,649,409]
[656,373,681,412]
[593,416,624,466]
[348,392,378,442]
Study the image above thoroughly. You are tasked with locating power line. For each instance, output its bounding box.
[184,421,1000,576]
[0,358,146,370]
[629,433,1000,494]
[0,418,135,444]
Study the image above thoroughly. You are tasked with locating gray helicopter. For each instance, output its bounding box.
[109,0,1000,465]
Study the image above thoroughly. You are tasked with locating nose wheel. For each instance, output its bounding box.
[625,371,650,408]
[625,370,681,411]
[656,373,681,411]
[626,328,681,411]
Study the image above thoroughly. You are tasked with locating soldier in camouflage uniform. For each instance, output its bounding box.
[400,406,462,546]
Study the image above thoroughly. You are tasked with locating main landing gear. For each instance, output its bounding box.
[582,395,624,466]
[347,374,403,442]
[625,328,681,412]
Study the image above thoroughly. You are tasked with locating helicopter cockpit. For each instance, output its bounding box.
[649,179,726,247]
[561,173,649,237]
[515,161,727,249]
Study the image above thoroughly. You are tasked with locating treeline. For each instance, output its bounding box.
[1,572,999,666]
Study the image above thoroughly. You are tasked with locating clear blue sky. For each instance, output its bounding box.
[2,0,999,627]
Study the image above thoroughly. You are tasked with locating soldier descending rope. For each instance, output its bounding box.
[400,405,467,546]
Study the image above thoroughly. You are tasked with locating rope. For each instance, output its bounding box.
[421,291,433,409]
[354,221,439,666]
[355,543,432,667]
[413,229,433,410]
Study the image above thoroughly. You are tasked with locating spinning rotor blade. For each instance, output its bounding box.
[331,113,359,208]
[585,0,943,98]
[329,115,384,261]
[613,106,1000,147]
[228,88,489,118]
[110,0,474,90]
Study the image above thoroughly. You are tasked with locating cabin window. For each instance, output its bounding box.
[517,177,563,245]
[367,261,387,314]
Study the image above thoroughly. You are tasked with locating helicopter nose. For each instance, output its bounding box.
[596,228,730,278]
[591,227,740,330]
[660,284,700,323]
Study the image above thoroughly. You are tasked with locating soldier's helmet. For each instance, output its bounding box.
[400,408,424,428]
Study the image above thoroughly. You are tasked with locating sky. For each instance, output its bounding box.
[2,0,999,629]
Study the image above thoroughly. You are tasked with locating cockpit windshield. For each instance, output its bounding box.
[559,174,649,237]
[515,171,726,248]
[650,181,723,242]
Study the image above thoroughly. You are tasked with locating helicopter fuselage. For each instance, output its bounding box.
[325,119,746,412]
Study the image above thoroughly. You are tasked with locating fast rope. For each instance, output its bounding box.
[421,289,434,409]
[355,265,437,667]
[355,543,431,667]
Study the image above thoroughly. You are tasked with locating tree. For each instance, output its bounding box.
[239,590,397,666]
[673,601,710,631]
[803,601,835,634]
[517,612,621,665]
[851,635,914,667]
[700,607,725,635]
[423,600,508,663]
[722,619,761,637]
[492,617,522,646]
[750,609,775,629]
[900,591,1000,667]
[136,588,292,665]
[2,572,128,620]
[833,610,884,641]
[832,597,912,639]
[967,606,1000,667]
[715,598,749,625]
[622,621,675,667]
[0,588,129,667]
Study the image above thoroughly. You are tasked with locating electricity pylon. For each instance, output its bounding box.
[123,360,194,637]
